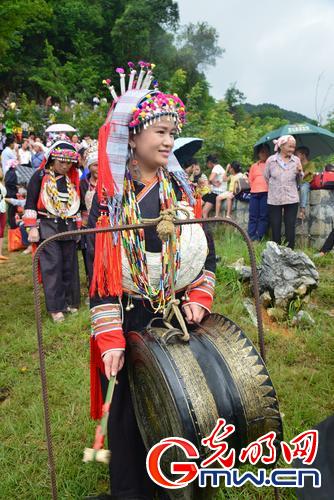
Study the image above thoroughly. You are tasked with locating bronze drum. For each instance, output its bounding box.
[127,313,283,499]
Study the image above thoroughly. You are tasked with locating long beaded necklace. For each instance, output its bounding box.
[45,168,75,219]
[121,166,181,312]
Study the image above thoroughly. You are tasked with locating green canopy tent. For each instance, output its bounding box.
[254,123,334,159]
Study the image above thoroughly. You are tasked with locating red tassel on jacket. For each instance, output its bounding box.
[90,214,122,298]
[97,122,114,201]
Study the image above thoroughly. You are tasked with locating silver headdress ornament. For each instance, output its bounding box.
[102,61,159,103]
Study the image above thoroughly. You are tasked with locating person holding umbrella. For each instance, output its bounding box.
[264,135,303,249]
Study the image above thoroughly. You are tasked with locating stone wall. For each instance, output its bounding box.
[219,190,334,249]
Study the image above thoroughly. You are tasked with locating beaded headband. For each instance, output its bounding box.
[50,148,79,163]
[129,92,185,134]
[102,61,186,133]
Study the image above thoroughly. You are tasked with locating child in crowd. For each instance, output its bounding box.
[6,188,31,254]
[189,162,210,198]
[215,161,244,218]
[196,175,210,198]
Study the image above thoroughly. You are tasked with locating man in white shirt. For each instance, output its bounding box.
[1,136,19,176]
[202,155,227,217]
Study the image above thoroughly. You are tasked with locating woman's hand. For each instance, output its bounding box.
[183,303,206,324]
[103,350,125,379]
[28,227,40,243]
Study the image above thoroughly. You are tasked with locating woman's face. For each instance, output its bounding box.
[192,164,201,175]
[258,147,269,162]
[130,118,176,171]
[52,159,73,175]
[280,138,296,156]
[89,162,98,178]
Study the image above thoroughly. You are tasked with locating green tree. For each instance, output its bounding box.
[0,0,224,106]
[225,83,246,109]
[0,0,52,64]
[177,22,224,68]
[29,41,69,101]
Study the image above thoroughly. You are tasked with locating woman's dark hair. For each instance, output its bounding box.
[256,143,270,156]
[230,161,242,174]
[5,135,15,147]
[78,146,87,158]
[206,154,218,164]
[183,158,200,170]
[295,146,310,159]
[183,157,198,168]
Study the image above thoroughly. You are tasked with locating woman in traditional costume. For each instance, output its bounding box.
[86,63,216,499]
[80,142,98,277]
[80,142,98,226]
[23,141,81,322]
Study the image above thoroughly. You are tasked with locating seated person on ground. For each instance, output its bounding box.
[215,161,244,218]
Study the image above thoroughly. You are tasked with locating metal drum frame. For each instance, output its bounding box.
[31,217,274,499]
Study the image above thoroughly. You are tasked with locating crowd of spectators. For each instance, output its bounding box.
[1,130,334,263]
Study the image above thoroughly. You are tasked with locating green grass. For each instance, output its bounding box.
[1,228,333,499]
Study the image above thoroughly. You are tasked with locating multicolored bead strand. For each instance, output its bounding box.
[121,167,181,312]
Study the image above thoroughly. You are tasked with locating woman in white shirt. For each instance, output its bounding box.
[1,136,19,176]
[19,139,32,167]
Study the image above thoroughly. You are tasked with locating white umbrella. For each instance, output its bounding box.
[45,123,77,133]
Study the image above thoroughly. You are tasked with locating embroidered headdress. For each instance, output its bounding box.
[45,140,80,164]
[83,141,98,169]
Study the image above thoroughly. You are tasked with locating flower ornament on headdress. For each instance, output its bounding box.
[49,146,80,163]
[44,138,80,164]
[129,92,186,134]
